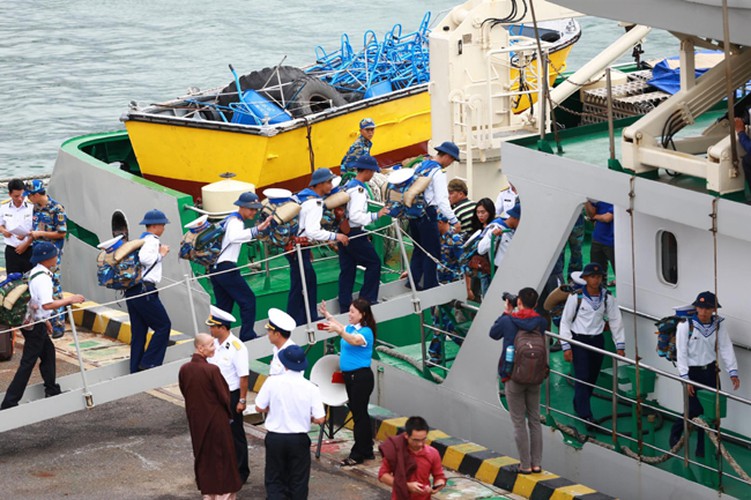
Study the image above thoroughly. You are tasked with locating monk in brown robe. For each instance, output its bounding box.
[179,333,242,499]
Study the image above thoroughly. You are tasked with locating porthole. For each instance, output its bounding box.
[658,231,677,285]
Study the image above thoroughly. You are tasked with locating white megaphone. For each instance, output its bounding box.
[310,354,348,407]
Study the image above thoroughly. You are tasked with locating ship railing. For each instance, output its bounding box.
[450,40,552,153]
[540,328,751,488]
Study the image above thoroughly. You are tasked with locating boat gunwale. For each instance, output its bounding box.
[121,83,430,136]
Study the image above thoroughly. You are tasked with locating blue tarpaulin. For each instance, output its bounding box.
[647,59,711,95]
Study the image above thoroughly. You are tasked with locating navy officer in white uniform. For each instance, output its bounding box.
[560,262,625,427]
[288,168,349,325]
[255,345,325,499]
[338,155,389,311]
[408,141,461,290]
[210,192,271,341]
[206,305,251,483]
[669,291,740,456]
[265,307,297,376]
[124,209,172,374]
[0,178,34,274]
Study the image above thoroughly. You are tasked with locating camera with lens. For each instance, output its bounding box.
[502,292,518,305]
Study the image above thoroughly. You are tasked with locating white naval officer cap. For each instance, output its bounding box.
[184,214,209,231]
[265,308,296,334]
[96,234,124,253]
[205,305,236,328]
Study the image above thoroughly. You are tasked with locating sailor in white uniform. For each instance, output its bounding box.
[287,168,349,325]
[407,141,461,290]
[206,305,251,483]
[209,192,271,341]
[560,262,626,426]
[124,209,172,374]
[265,307,297,376]
[338,155,389,310]
[670,291,740,456]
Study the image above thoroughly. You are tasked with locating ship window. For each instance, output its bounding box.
[111,210,130,241]
[659,231,678,285]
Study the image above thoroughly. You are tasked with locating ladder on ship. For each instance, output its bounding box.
[0,279,467,433]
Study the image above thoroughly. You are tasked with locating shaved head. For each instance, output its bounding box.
[193,333,217,359]
[194,332,212,348]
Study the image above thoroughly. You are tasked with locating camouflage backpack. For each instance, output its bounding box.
[97,238,151,290]
[179,214,243,267]
[0,271,46,326]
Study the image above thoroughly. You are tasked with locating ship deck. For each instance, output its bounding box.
[512,109,745,200]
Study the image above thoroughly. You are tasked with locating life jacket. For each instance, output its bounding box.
[179,214,240,267]
[97,236,149,289]
[0,271,46,327]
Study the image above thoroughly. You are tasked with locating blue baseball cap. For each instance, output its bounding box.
[359,118,376,129]
[352,155,380,172]
[31,241,58,265]
[506,202,521,220]
[139,209,170,225]
[278,344,309,372]
[25,179,45,196]
[234,191,262,209]
[581,262,606,277]
[309,168,336,186]
[434,141,460,161]
[693,291,721,309]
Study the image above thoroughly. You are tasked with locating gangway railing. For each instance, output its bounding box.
[0,274,466,435]
[403,303,751,489]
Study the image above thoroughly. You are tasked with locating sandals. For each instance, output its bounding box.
[515,466,542,474]
[340,457,361,467]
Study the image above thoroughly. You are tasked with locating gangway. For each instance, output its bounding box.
[0,278,467,434]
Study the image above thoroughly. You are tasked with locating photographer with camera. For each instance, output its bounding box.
[489,288,548,474]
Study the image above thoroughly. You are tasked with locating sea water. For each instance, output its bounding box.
[0,1,675,178]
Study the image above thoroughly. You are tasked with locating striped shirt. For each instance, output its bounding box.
[452,198,475,240]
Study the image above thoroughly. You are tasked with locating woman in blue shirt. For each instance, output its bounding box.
[320,298,376,466]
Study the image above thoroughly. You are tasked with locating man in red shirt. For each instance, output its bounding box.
[378,416,446,499]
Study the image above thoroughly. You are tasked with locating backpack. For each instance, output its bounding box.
[179,214,240,266]
[97,238,150,290]
[511,328,549,385]
[256,195,302,249]
[383,160,440,220]
[0,271,46,327]
[654,315,693,364]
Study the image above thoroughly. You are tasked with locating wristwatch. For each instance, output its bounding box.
[239,398,246,404]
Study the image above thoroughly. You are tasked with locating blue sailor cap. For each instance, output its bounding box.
[309,168,336,186]
[30,241,58,265]
[139,209,170,225]
[581,262,606,277]
[234,192,262,210]
[434,141,460,161]
[278,344,308,372]
[506,202,521,220]
[692,291,721,309]
[352,155,380,172]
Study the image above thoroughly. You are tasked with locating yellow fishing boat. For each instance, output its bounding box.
[122,17,580,199]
